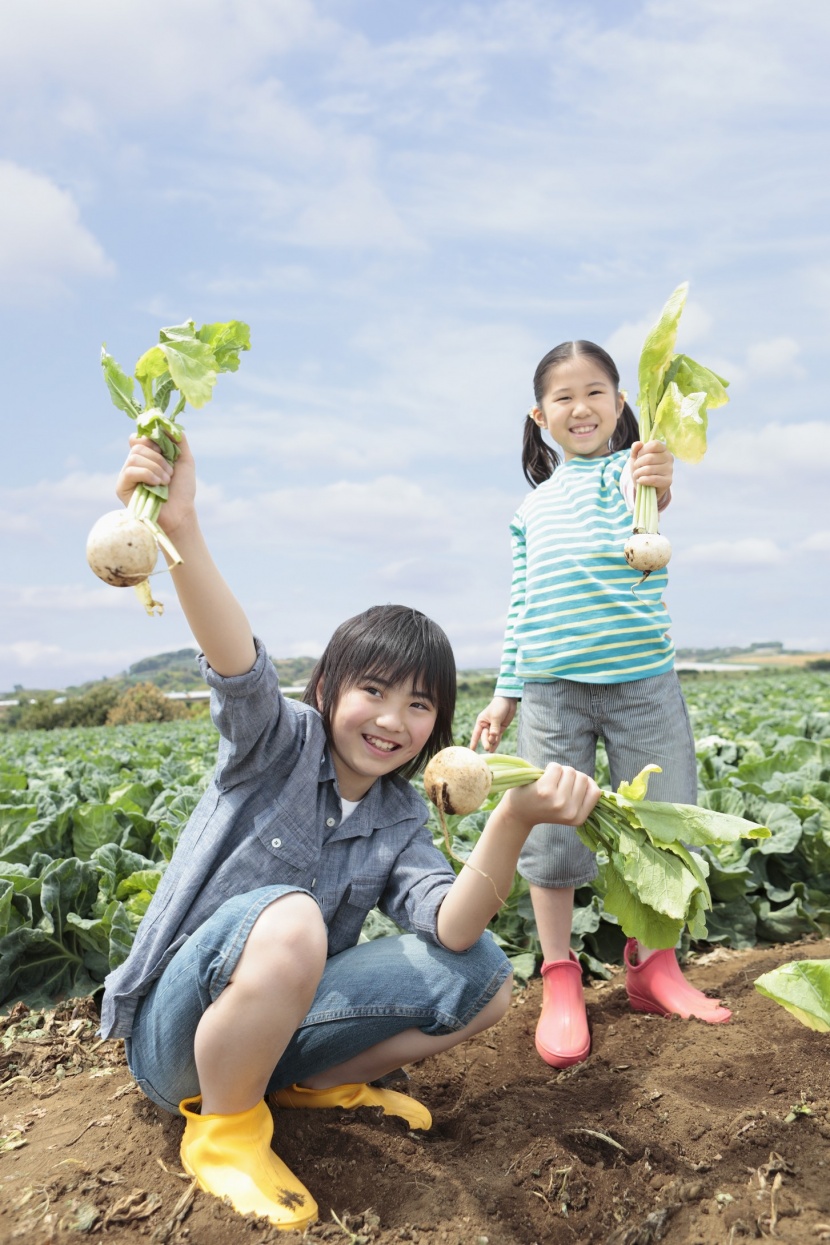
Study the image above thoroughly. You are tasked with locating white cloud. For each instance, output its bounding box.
[679,538,784,567]
[1,1,829,688]
[0,1,329,118]
[0,510,38,536]
[798,531,830,553]
[195,407,407,473]
[0,582,170,614]
[0,640,175,680]
[745,337,805,379]
[0,472,122,538]
[703,423,830,476]
[0,641,64,668]
[214,476,450,548]
[0,162,114,298]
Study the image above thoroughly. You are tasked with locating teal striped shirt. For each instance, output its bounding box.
[494,451,675,694]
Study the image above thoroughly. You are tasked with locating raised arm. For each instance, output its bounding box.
[116,434,256,677]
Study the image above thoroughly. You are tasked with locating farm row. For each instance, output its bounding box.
[0,670,829,1010]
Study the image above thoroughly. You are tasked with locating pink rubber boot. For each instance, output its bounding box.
[535,952,591,1068]
[624,940,731,1023]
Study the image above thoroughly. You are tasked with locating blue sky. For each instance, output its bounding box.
[1,0,829,691]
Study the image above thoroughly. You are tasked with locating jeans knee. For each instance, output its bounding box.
[469,973,513,1036]
[243,893,327,985]
[491,974,514,1022]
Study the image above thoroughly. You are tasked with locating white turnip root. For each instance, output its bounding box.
[86,510,158,587]
[624,531,672,573]
[423,746,493,816]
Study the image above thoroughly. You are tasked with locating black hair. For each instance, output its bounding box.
[302,604,456,781]
[521,339,639,487]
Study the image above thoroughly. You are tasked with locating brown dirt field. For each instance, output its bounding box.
[2,938,829,1245]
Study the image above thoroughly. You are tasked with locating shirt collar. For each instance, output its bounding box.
[319,743,425,833]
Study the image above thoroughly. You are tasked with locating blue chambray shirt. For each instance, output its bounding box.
[99,638,456,1040]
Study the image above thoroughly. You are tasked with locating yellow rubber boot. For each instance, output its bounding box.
[179,1096,317,1230]
[272,1082,431,1130]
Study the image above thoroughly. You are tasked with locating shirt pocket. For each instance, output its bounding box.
[327,876,387,956]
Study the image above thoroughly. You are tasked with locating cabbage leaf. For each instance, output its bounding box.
[754,959,830,1031]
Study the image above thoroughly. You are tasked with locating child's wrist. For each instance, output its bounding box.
[496,789,537,838]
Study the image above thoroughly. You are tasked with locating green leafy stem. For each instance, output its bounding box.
[101,319,251,566]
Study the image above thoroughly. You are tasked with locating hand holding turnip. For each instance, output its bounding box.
[424,747,600,824]
[87,435,196,610]
[631,440,673,497]
[624,439,674,574]
[116,434,196,540]
[424,747,600,907]
[501,762,601,831]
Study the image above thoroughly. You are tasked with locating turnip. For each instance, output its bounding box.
[422,748,545,904]
[424,747,494,815]
[629,283,730,578]
[86,510,159,586]
[423,752,770,947]
[424,748,543,815]
[624,531,672,573]
[89,320,250,614]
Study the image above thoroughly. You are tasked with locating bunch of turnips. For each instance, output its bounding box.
[86,319,250,613]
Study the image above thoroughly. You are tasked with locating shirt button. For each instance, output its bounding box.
[325,817,336,827]
[271,837,282,849]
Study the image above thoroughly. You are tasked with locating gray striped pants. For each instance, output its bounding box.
[516,671,697,888]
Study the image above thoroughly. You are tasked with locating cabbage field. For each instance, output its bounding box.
[1,668,829,1014]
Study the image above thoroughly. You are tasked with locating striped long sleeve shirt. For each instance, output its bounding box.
[494,451,675,695]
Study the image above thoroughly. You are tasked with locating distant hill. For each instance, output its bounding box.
[674,642,830,668]
[112,649,320,693]
[96,649,320,692]
[5,642,830,706]
[1,650,321,703]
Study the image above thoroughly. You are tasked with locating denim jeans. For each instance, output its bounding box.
[125,885,511,1114]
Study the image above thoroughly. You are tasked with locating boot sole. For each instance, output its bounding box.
[627,992,731,1022]
[534,1036,591,1068]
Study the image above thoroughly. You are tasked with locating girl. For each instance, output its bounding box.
[471,340,730,1073]
[100,432,601,1232]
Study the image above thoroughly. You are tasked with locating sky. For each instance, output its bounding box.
[1,0,829,692]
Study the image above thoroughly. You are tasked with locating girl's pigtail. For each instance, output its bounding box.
[609,401,639,453]
[522,412,559,487]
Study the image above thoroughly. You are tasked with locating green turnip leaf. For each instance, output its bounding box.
[637,281,688,435]
[612,797,770,848]
[101,350,141,418]
[197,319,252,372]
[651,383,708,463]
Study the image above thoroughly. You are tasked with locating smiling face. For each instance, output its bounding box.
[533,353,624,461]
[326,678,439,800]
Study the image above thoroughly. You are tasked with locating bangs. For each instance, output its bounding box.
[351,637,448,706]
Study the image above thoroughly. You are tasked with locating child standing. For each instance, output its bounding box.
[471,340,730,1072]
[100,432,601,1231]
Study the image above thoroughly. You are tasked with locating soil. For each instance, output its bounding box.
[2,939,829,1245]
